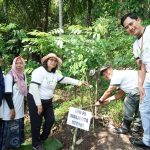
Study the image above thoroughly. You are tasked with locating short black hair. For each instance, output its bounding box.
[42,58,58,73]
[121,12,138,27]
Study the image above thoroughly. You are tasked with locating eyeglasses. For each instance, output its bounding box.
[48,58,58,63]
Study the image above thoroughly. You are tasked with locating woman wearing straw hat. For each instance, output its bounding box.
[28,53,88,150]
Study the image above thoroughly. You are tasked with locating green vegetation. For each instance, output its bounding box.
[0,0,149,147]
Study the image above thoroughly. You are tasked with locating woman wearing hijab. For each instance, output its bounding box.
[1,56,27,150]
[28,53,88,150]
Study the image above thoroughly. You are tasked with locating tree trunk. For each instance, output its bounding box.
[2,0,9,23]
[43,0,50,32]
[86,0,92,26]
[59,0,63,34]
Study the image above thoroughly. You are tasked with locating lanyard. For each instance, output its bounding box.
[137,30,144,70]
[137,35,144,58]
[137,27,146,58]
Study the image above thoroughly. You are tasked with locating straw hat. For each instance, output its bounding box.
[41,53,62,65]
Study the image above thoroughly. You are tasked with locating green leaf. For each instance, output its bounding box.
[44,138,63,150]
[20,138,63,150]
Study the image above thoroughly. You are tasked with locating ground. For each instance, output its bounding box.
[52,117,144,150]
[24,90,144,150]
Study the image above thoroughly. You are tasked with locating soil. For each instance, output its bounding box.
[52,117,144,150]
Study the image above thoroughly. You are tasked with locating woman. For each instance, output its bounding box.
[1,56,27,150]
[0,52,4,149]
[0,52,4,117]
[28,53,87,150]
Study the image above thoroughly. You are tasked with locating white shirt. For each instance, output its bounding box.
[29,66,80,105]
[2,74,26,120]
[133,25,150,73]
[110,70,138,94]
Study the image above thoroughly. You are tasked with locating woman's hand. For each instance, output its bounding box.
[37,105,43,115]
[10,109,16,120]
[78,81,89,86]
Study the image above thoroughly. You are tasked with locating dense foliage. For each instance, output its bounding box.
[0,17,136,79]
[0,0,150,128]
[1,0,150,76]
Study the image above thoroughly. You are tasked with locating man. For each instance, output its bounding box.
[95,65,141,135]
[121,12,150,149]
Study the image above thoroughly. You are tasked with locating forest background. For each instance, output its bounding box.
[0,0,150,148]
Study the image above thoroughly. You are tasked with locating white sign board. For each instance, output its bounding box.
[67,107,92,131]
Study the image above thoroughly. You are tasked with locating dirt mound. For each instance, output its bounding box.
[52,118,143,150]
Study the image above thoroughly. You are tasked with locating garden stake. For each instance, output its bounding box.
[89,85,95,133]
[71,127,78,150]
[89,68,101,132]
[71,84,78,150]
[95,70,100,118]
[88,70,94,133]
[71,87,84,150]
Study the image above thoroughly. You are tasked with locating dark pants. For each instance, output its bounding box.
[28,93,55,147]
[0,119,2,149]
[123,93,142,129]
[124,93,140,122]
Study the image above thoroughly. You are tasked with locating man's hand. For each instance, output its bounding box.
[139,86,145,102]
[10,109,16,120]
[103,98,111,104]
[37,105,43,115]
[95,99,103,106]
[95,98,111,106]
[137,59,142,70]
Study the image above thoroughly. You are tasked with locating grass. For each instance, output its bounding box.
[97,99,124,125]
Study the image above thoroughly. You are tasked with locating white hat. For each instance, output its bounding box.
[100,65,111,75]
[41,53,62,66]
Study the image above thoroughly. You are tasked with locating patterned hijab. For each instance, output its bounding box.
[9,56,27,96]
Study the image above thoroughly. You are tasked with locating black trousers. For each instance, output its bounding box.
[0,119,2,149]
[28,93,55,147]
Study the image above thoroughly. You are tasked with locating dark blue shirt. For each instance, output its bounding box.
[0,67,4,106]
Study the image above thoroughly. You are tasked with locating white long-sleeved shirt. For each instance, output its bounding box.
[29,66,81,105]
